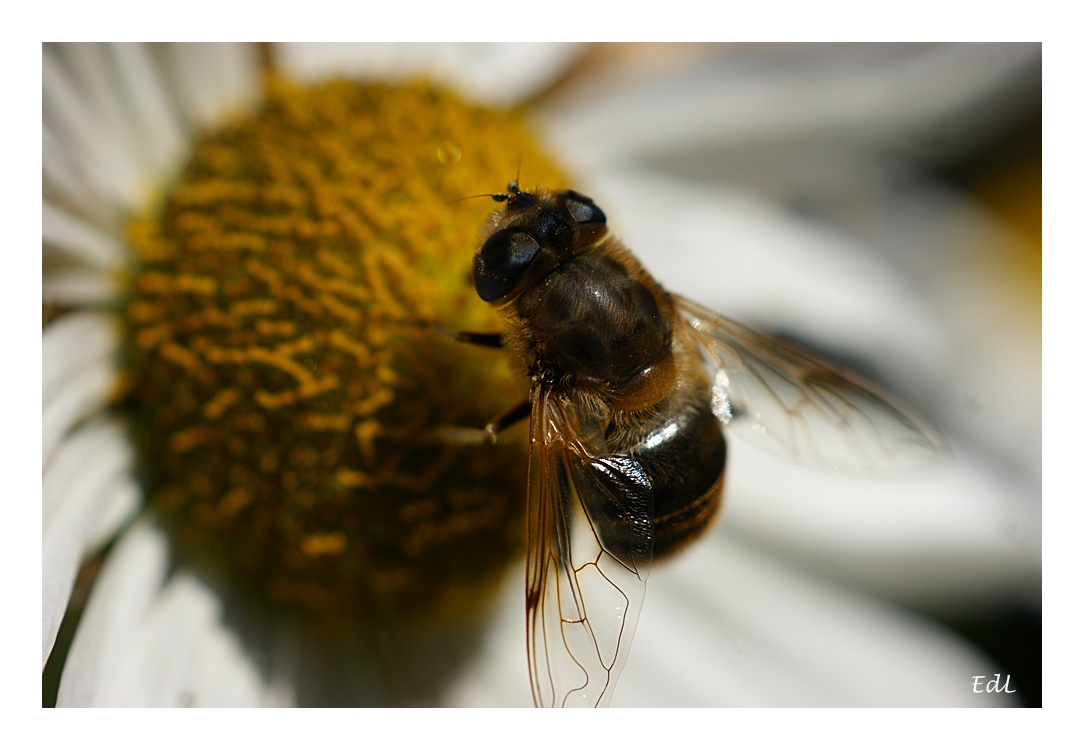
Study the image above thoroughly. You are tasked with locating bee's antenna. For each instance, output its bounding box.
[448,170,524,206]
[448,191,514,205]
[488,155,524,199]
[450,177,526,207]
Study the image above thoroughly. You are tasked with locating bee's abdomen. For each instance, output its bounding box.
[628,402,727,558]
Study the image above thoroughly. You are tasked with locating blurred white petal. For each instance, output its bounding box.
[724,438,1039,609]
[43,201,129,269]
[43,125,124,231]
[620,532,1017,707]
[847,182,1042,488]
[153,43,261,131]
[42,417,138,665]
[42,312,119,411]
[184,620,269,707]
[83,475,141,555]
[110,43,192,176]
[56,518,171,706]
[277,42,585,106]
[98,571,224,706]
[42,268,121,305]
[57,45,156,177]
[42,347,116,466]
[543,43,1041,172]
[42,47,141,209]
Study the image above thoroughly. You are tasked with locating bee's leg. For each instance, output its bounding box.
[451,330,504,349]
[387,317,504,348]
[431,398,530,446]
[431,326,503,349]
[483,398,531,442]
[423,326,516,446]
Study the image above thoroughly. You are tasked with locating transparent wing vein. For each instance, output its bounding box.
[674,295,945,474]
[525,383,651,708]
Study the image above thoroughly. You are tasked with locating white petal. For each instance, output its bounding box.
[83,476,141,553]
[155,43,260,131]
[42,313,119,416]
[101,571,222,706]
[42,416,134,536]
[723,438,1040,609]
[43,45,143,210]
[618,533,1016,707]
[42,125,124,232]
[185,621,267,707]
[43,201,129,269]
[277,42,584,106]
[59,45,152,177]
[108,43,190,180]
[42,268,120,306]
[543,43,1040,171]
[42,417,138,665]
[843,180,1043,489]
[55,517,170,706]
[42,43,261,222]
[42,349,117,468]
[446,43,584,105]
[58,517,300,707]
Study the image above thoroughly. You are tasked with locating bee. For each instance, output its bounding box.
[459,180,943,708]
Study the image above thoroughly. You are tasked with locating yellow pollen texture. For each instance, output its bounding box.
[123,77,566,619]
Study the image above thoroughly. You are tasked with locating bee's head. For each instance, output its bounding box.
[488,179,535,211]
[473,183,608,305]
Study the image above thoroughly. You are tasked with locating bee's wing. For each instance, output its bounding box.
[674,295,946,474]
[526,381,653,708]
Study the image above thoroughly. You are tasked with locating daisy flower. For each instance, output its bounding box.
[43,42,1040,707]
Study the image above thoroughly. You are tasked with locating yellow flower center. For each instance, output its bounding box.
[122,76,566,623]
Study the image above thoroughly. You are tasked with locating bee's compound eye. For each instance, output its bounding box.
[474,229,542,302]
[561,191,606,225]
